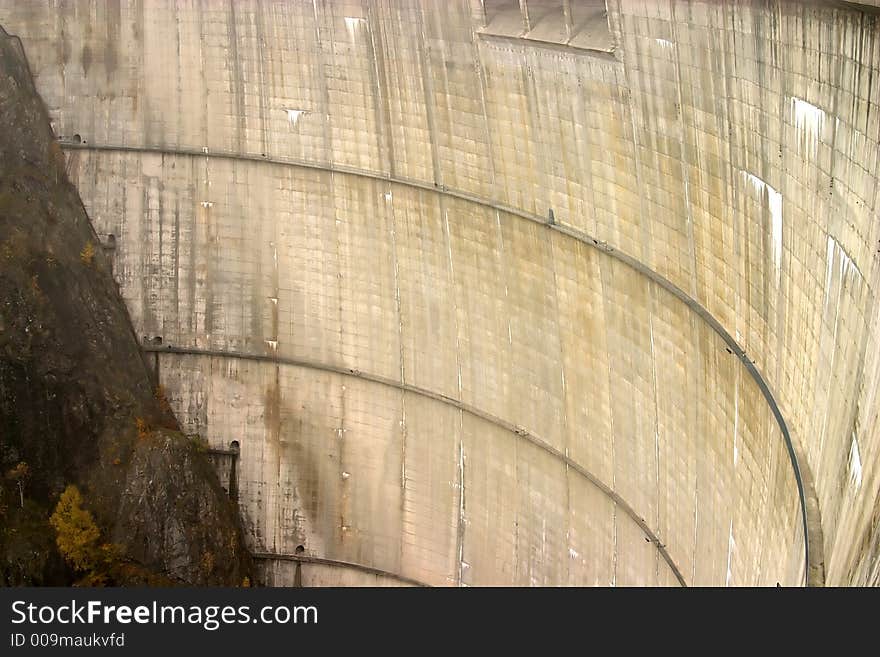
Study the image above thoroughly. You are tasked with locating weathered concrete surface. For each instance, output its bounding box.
[2,0,878,586]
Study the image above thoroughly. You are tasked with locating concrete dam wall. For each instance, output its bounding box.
[2,0,878,586]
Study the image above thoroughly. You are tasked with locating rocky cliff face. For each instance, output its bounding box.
[0,25,253,586]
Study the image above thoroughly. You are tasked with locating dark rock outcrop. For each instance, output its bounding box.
[0,25,252,586]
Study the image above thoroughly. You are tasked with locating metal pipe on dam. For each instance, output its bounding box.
[3,0,880,586]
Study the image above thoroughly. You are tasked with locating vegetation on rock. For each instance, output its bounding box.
[50,485,118,585]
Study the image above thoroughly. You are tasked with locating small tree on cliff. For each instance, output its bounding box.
[50,485,101,572]
[49,485,122,585]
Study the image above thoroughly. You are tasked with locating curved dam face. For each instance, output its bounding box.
[2,0,878,586]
